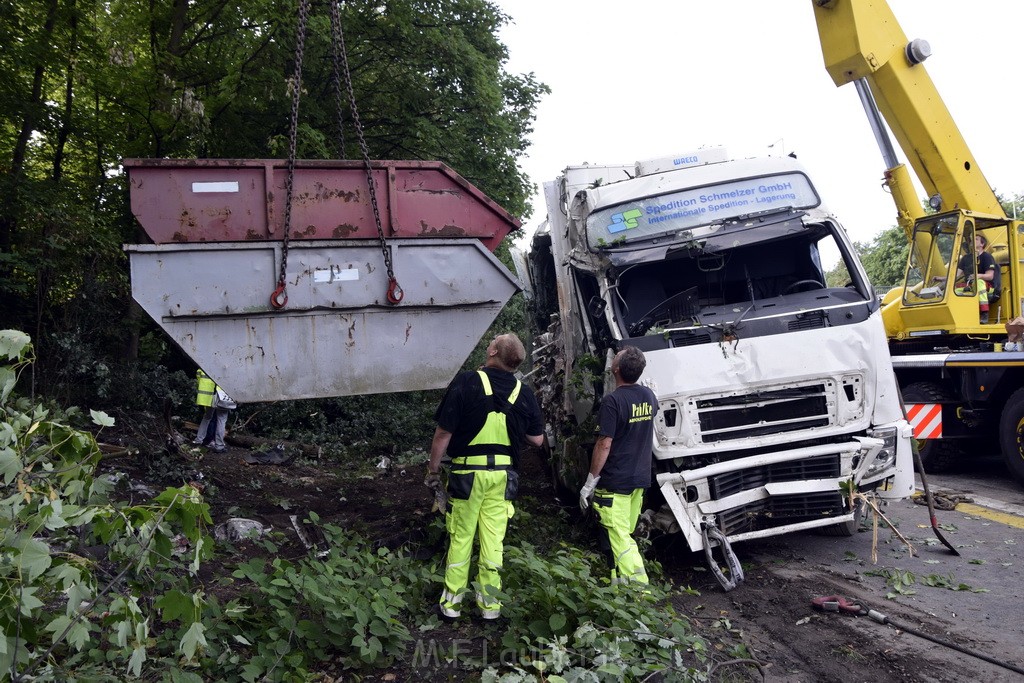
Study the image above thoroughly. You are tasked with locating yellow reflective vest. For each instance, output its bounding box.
[196,370,216,407]
[464,370,521,456]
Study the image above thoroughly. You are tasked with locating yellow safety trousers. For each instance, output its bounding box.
[441,470,514,614]
[592,488,649,585]
[954,282,989,308]
[440,371,520,615]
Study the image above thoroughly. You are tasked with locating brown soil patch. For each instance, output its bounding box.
[101,427,996,681]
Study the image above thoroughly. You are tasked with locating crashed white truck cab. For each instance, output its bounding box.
[521,150,913,589]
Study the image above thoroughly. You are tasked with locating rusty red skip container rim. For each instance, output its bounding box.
[123,158,521,252]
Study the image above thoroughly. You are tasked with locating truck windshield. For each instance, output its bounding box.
[586,172,820,250]
[613,221,867,338]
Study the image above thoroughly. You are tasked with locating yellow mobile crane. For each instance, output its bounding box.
[812,0,1024,483]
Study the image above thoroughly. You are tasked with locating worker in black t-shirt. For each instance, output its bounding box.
[937,233,1000,323]
[426,333,544,619]
[579,345,658,585]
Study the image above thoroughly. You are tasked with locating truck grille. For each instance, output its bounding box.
[709,454,841,499]
[717,491,845,536]
[788,310,827,331]
[669,331,712,347]
[693,383,831,443]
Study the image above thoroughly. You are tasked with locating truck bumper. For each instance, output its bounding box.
[654,435,909,552]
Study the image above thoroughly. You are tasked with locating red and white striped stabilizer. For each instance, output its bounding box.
[906,403,942,440]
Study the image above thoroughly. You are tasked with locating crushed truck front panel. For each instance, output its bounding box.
[527,153,912,556]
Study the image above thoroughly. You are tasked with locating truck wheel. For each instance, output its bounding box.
[998,388,1024,486]
[819,497,863,537]
[902,382,960,473]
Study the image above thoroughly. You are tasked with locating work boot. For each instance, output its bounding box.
[439,603,460,620]
[439,589,462,620]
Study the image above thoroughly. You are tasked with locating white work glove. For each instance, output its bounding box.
[424,470,447,513]
[579,473,600,511]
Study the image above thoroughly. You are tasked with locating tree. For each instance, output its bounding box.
[0,0,547,405]
[857,226,909,291]
[826,226,909,292]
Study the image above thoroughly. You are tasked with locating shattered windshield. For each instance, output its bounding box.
[586,172,820,250]
[612,221,865,338]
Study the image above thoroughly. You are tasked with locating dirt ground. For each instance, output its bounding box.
[101,423,1018,682]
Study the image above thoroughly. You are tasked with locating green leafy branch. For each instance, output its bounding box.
[1,330,214,680]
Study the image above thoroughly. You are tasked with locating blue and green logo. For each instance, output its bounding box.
[607,208,643,234]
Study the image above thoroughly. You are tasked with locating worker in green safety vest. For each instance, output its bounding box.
[579,345,658,586]
[194,369,232,453]
[425,333,544,620]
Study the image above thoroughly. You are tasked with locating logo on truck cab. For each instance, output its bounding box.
[607,208,644,233]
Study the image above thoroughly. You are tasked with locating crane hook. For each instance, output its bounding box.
[270,282,288,309]
[386,278,404,305]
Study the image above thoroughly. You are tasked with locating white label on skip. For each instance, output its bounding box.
[192,181,239,193]
[314,266,359,283]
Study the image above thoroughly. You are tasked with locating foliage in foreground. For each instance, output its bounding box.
[1,328,745,681]
[1,329,214,680]
[482,543,715,682]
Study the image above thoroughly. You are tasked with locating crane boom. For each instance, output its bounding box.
[811,0,1024,487]
[812,0,1003,216]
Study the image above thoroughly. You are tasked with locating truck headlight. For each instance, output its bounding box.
[866,427,898,475]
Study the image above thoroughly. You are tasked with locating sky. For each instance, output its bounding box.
[495,1,1024,250]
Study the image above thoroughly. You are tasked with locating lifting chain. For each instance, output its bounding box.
[274,0,405,309]
[271,0,402,309]
[330,1,403,304]
[327,1,347,158]
[270,0,310,309]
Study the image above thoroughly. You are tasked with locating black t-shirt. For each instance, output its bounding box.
[596,383,659,493]
[958,250,1000,292]
[434,367,544,463]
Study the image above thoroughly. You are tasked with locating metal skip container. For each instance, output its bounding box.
[124,159,522,402]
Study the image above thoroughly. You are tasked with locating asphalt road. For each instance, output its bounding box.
[927,450,1024,511]
[726,451,1024,681]
[660,448,1024,681]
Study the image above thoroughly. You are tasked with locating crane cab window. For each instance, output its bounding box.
[951,222,978,300]
[902,215,958,306]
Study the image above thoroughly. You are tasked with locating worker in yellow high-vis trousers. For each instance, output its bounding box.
[425,333,544,620]
[579,346,658,585]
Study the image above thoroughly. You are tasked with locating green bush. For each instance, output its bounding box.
[214,518,437,679]
[486,542,711,681]
[0,329,215,680]
[241,391,441,457]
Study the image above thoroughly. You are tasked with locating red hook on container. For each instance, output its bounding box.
[270,282,288,309]
[386,278,404,305]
